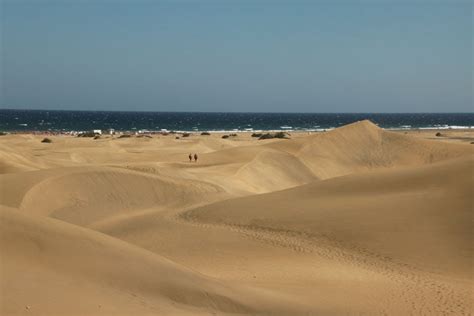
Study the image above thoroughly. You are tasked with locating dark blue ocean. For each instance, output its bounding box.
[1,109,473,132]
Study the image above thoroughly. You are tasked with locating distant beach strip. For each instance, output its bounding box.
[0,109,472,133]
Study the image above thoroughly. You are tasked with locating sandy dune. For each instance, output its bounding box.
[0,121,472,315]
[1,206,301,315]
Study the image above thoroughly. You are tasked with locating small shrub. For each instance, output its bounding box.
[93,135,101,140]
[201,132,211,136]
[182,133,191,137]
[274,132,289,139]
[258,132,289,140]
[229,133,237,137]
[251,133,262,138]
[0,132,7,136]
[435,132,443,137]
[118,134,132,138]
[222,135,229,139]
[175,136,180,139]
[137,134,152,138]
[41,137,52,143]
[258,133,274,140]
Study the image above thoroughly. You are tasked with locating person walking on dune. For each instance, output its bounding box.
[194,153,198,163]
[188,153,192,162]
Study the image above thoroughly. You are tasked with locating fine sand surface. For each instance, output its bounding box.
[0,121,473,315]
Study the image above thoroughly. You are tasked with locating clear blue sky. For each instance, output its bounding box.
[1,1,472,112]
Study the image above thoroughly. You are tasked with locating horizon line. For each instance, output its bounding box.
[1,108,473,115]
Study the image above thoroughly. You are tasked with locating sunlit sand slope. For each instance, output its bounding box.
[180,156,473,314]
[184,156,473,276]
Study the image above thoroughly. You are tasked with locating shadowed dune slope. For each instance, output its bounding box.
[183,155,474,277]
[0,206,303,316]
[9,167,227,227]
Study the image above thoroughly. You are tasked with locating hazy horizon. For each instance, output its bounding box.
[1,1,472,113]
[1,108,473,114]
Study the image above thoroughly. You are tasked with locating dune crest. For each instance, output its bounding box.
[291,120,472,179]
